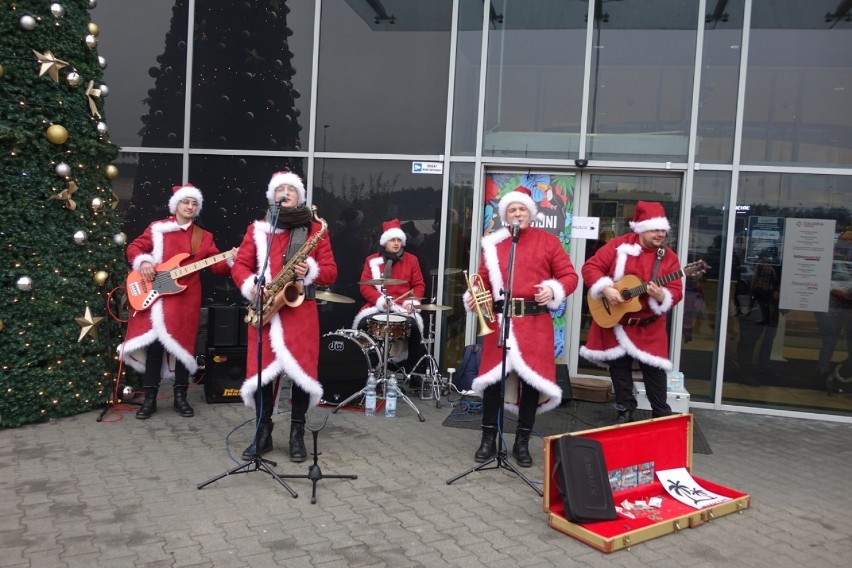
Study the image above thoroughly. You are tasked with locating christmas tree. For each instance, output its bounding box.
[0,0,123,427]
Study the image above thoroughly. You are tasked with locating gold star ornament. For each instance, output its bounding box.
[85,80,102,118]
[49,180,78,210]
[33,49,69,82]
[75,306,104,342]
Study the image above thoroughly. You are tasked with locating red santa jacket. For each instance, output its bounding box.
[352,251,426,335]
[230,220,337,410]
[580,232,683,371]
[119,219,230,378]
[465,226,578,415]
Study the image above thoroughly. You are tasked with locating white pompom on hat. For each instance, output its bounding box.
[168,183,203,216]
[266,170,306,205]
[497,186,543,223]
[379,218,406,246]
[629,200,671,234]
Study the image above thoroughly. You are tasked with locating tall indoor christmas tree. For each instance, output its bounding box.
[0,1,123,427]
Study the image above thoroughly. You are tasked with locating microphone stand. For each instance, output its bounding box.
[447,224,542,495]
[198,200,297,497]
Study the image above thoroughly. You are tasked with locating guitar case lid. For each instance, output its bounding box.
[552,436,617,523]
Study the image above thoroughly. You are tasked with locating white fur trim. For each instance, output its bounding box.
[497,190,538,223]
[630,216,670,234]
[540,278,565,310]
[481,228,511,302]
[266,172,306,205]
[117,303,197,379]
[648,287,674,315]
[379,228,406,247]
[613,326,673,371]
[168,185,203,215]
[131,253,156,273]
[579,344,626,366]
[588,276,614,300]
[304,256,319,286]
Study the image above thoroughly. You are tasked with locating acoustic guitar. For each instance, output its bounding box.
[587,260,708,328]
[126,249,237,311]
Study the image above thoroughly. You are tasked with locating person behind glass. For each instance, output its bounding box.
[230,171,338,462]
[353,219,427,374]
[119,184,234,420]
[463,187,578,468]
[580,201,684,423]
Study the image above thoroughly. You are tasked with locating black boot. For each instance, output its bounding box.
[173,386,194,417]
[512,428,533,468]
[616,410,633,424]
[136,387,158,419]
[289,421,307,463]
[242,422,274,460]
[474,426,497,463]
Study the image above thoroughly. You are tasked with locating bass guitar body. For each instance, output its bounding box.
[586,274,644,328]
[126,253,189,311]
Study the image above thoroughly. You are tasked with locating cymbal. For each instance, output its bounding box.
[418,303,452,312]
[315,289,355,304]
[359,278,407,286]
[430,267,463,276]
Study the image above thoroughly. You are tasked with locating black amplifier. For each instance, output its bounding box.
[203,347,246,403]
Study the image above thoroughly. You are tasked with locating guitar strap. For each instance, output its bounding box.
[652,247,665,281]
[190,225,203,256]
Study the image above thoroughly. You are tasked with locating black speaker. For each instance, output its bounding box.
[203,346,246,403]
[207,305,248,347]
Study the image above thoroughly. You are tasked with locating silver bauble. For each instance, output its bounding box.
[16,276,33,292]
[66,71,82,87]
[73,230,88,244]
[96,122,108,135]
[55,162,71,178]
[85,34,97,49]
[98,55,107,69]
[91,197,104,210]
[50,3,65,18]
[88,0,98,8]
[121,385,136,401]
[98,84,109,97]
[113,232,127,246]
[20,15,37,30]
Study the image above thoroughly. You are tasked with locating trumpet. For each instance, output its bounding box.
[464,270,495,336]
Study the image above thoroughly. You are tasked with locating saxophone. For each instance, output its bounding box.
[244,206,328,326]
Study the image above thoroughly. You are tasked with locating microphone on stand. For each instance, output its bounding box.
[511,220,520,242]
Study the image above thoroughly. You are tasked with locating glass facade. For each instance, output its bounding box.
[96,0,852,421]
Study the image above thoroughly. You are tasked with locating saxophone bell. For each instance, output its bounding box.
[464,271,495,336]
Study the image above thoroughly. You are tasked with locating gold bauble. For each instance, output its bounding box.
[105,164,119,180]
[46,124,68,145]
[88,22,99,36]
[93,271,109,286]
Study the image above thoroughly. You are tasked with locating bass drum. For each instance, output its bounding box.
[318,330,381,404]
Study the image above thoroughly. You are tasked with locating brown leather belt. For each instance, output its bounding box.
[493,299,549,317]
[622,314,659,326]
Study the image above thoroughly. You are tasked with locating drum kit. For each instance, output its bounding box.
[316,277,453,420]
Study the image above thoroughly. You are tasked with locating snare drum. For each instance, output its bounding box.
[318,330,380,403]
[367,313,411,341]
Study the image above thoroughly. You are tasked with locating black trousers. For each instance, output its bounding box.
[608,355,671,417]
[257,378,309,424]
[143,340,189,389]
[481,376,540,431]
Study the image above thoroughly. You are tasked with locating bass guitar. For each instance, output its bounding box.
[587,260,708,328]
[126,249,237,311]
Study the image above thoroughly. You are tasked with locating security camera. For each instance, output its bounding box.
[575,159,589,168]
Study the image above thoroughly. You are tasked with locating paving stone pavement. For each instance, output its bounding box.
[1,385,850,567]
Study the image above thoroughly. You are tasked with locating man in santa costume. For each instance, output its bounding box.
[580,200,683,423]
[353,218,427,374]
[119,184,234,420]
[463,187,578,467]
[230,171,337,463]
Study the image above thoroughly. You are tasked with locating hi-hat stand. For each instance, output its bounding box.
[332,285,425,421]
[279,414,357,504]
[446,223,543,496]
[406,276,446,408]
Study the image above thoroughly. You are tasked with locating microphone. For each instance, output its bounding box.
[511,220,520,240]
[277,196,288,206]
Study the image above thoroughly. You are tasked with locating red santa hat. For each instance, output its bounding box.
[629,200,671,234]
[168,183,203,215]
[266,170,306,205]
[497,186,543,223]
[379,218,407,246]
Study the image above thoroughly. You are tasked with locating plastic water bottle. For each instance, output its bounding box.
[385,373,398,418]
[364,371,377,417]
[668,371,684,392]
